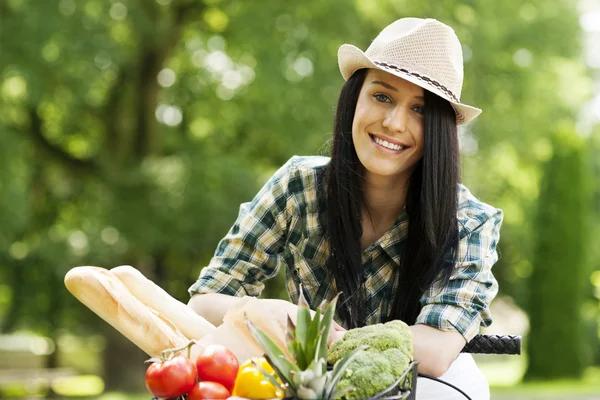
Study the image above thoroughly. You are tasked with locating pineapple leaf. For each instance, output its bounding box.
[325,344,368,400]
[265,354,300,397]
[295,341,308,370]
[295,286,312,366]
[318,292,340,361]
[251,359,285,392]
[314,330,326,374]
[286,337,297,357]
[318,291,340,314]
[286,316,297,355]
[286,315,296,337]
[305,307,322,362]
[244,313,299,388]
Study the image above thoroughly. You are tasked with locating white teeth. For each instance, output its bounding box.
[374,136,405,151]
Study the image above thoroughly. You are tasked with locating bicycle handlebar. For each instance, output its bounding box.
[461,334,521,355]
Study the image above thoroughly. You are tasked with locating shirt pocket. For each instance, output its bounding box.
[285,237,330,307]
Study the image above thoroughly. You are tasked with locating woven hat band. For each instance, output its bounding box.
[373,61,460,103]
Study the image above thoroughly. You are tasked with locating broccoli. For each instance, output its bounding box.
[328,320,413,399]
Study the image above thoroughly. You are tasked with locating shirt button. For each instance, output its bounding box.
[293,269,299,276]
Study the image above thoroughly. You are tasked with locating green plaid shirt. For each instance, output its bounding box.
[189,156,503,341]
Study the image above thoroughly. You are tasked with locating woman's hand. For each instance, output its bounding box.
[329,326,347,346]
[252,298,346,346]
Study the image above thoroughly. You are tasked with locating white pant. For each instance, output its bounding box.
[416,354,490,400]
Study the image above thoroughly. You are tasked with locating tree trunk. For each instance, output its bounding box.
[102,324,148,392]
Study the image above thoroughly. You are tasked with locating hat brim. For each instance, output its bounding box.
[338,44,482,125]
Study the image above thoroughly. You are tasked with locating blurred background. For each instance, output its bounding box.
[0,0,599,399]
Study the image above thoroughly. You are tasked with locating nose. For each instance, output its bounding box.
[382,106,409,133]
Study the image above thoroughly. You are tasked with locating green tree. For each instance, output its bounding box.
[0,0,595,392]
[525,128,592,380]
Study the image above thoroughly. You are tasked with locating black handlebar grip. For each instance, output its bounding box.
[461,334,521,355]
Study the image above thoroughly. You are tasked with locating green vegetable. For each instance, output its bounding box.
[327,320,413,399]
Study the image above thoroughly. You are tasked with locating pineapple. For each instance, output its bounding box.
[245,288,366,400]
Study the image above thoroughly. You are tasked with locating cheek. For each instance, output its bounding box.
[352,104,367,139]
[410,121,424,149]
[352,97,375,135]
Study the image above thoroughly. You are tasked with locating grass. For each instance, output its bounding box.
[491,368,600,396]
[477,356,600,399]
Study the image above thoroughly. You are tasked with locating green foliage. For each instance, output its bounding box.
[525,128,593,380]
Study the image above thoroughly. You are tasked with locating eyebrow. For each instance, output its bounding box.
[370,80,424,100]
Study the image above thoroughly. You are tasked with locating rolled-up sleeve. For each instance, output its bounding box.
[188,157,299,298]
[415,204,503,342]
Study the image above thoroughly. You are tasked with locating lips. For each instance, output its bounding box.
[369,134,410,153]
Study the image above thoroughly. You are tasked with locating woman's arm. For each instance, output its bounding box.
[412,199,503,376]
[410,324,466,377]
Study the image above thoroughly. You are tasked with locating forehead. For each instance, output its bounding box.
[365,68,424,96]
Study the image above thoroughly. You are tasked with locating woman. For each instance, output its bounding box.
[188,18,502,399]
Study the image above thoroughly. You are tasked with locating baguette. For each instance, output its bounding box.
[64,266,188,358]
[111,265,216,340]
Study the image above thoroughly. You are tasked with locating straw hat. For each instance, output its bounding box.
[338,18,481,125]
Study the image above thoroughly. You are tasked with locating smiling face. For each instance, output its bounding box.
[352,69,425,184]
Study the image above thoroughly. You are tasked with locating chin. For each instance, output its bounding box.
[361,162,406,178]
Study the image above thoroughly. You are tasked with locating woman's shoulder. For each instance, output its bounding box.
[456,184,504,236]
[268,156,330,183]
[280,155,330,191]
[286,155,331,171]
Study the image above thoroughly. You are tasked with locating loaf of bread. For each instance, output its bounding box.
[65,266,290,364]
[111,265,216,340]
[64,266,189,357]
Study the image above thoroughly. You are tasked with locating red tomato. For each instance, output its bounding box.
[187,381,230,400]
[145,355,197,398]
[195,344,239,392]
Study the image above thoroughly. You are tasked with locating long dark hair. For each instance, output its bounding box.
[324,69,460,329]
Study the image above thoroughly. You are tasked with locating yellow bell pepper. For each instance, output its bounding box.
[232,357,285,399]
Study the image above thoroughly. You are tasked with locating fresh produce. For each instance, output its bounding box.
[333,348,411,399]
[195,344,239,392]
[232,357,284,399]
[327,320,413,399]
[144,341,241,399]
[187,381,230,400]
[145,355,197,398]
[245,287,366,400]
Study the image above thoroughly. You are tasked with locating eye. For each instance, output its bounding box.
[413,105,425,115]
[373,93,392,103]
